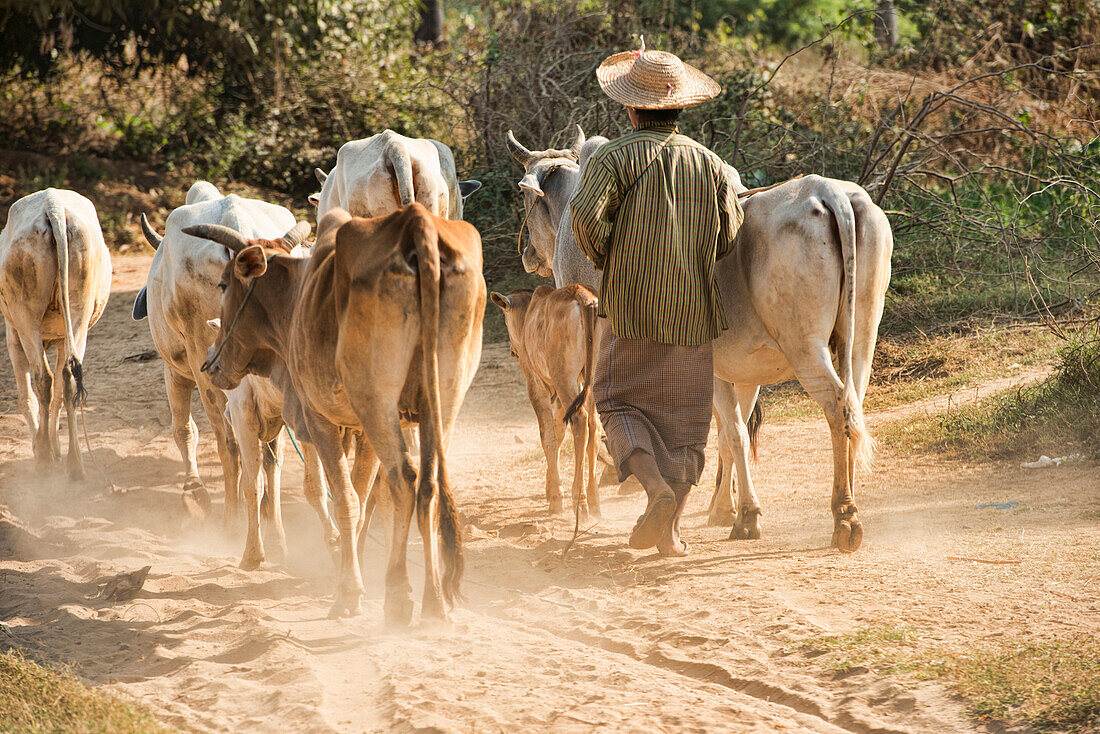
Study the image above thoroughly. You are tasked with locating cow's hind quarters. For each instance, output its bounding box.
[831,505,863,553]
[182,482,211,519]
[728,506,762,540]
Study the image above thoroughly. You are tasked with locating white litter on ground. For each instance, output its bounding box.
[1021,454,1085,469]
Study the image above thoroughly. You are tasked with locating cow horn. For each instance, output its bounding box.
[281,220,311,248]
[314,167,328,185]
[568,125,586,160]
[506,130,533,166]
[181,224,251,252]
[140,213,163,250]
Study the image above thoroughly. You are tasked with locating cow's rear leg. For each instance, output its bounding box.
[261,436,288,564]
[528,382,564,514]
[47,349,65,462]
[353,399,418,626]
[7,324,43,459]
[707,388,737,526]
[307,417,364,618]
[196,380,240,524]
[724,383,763,540]
[350,435,380,568]
[301,440,339,565]
[60,357,85,481]
[794,347,862,552]
[17,328,56,469]
[560,398,591,525]
[235,427,265,570]
[165,367,208,514]
[584,404,601,519]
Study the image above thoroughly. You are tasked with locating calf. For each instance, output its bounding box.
[491,285,601,523]
[191,202,484,624]
[0,188,111,479]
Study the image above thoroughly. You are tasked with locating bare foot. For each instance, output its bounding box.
[657,537,689,557]
[629,490,676,549]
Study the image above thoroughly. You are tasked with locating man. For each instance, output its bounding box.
[570,45,743,556]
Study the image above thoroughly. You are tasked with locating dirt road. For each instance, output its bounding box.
[2,255,1097,733]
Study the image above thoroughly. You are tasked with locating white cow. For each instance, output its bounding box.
[312,130,482,221]
[508,130,893,552]
[134,182,336,567]
[0,188,111,479]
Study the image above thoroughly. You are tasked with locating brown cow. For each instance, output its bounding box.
[188,202,484,624]
[491,284,601,523]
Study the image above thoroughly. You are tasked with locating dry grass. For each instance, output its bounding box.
[0,649,174,734]
[881,336,1100,461]
[801,627,1100,732]
[760,326,1061,422]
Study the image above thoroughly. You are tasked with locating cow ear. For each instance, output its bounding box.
[459,180,482,198]
[518,171,544,197]
[234,245,268,283]
[490,292,510,310]
[308,193,320,208]
[206,318,222,332]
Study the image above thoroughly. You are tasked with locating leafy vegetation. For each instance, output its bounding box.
[883,335,1100,459]
[0,649,173,733]
[3,0,1096,334]
[802,626,1100,731]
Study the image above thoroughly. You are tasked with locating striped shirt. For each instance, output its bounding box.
[570,121,743,346]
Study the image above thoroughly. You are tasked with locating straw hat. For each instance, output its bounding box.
[597,42,720,110]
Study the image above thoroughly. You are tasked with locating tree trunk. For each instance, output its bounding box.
[874,0,898,49]
[414,0,444,47]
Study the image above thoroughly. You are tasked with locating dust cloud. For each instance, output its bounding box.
[1,255,1097,732]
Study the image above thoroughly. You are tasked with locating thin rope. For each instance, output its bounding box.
[201,277,257,373]
[516,197,535,256]
[78,403,116,491]
[284,425,305,462]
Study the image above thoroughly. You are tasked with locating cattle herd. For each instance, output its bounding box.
[0,127,893,627]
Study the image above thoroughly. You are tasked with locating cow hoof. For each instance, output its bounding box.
[182,487,211,519]
[269,540,288,566]
[728,508,762,540]
[833,518,863,553]
[421,596,448,624]
[707,510,736,527]
[329,593,364,619]
[68,465,86,483]
[239,553,263,571]
[384,597,414,628]
[548,499,564,516]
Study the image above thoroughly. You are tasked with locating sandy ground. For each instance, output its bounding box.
[1,254,1098,733]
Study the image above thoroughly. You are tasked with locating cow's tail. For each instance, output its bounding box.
[45,195,86,405]
[386,140,416,208]
[410,204,464,605]
[821,184,873,471]
[563,292,597,425]
[747,399,764,462]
